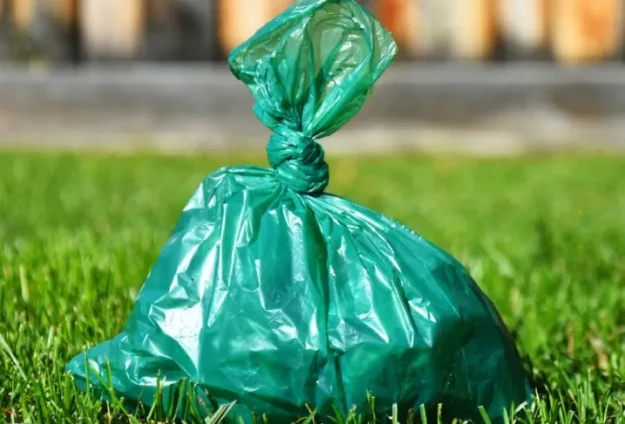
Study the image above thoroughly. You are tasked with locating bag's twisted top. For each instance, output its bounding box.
[228,0,397,194]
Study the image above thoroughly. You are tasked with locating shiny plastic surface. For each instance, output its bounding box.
[67,0,532,422]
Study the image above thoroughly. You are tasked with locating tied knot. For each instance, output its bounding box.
[266,128,329,194]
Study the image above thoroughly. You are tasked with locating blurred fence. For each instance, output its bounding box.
[0,0,623,66]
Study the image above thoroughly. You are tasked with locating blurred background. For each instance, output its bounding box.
[1,0,625,154]
[0,0,622,65]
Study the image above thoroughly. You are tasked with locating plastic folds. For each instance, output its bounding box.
[67,0,532,422]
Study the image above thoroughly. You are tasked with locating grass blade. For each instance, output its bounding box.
[206,401,237,424]
[0,332,27,381]
[420,404,428,424]
[478,406,492,424]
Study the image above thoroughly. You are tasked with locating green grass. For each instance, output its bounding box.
[1,150,625,423]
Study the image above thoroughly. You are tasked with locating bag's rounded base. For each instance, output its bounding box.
[67,166,532,423]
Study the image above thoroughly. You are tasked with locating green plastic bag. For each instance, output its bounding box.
[67,0,532,421]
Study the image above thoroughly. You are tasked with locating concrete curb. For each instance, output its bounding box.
[1,63,625,154]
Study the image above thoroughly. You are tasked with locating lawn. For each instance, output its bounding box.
[1,150,624,423]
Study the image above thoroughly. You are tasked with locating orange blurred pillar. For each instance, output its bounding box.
[81,0,145,60]
[11,0,34,32]
[375,0,419,58]
[552,0,623,64]
[8,0,80,62]
[498,0,550,57]
[269,0,293,17]
[52,0,78,27]
[11,0,76,30]
[415,0,451,59]
[218,0,274,54]
[409,0,497,60]
[448,0,498,60]
[0,0,7,50]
